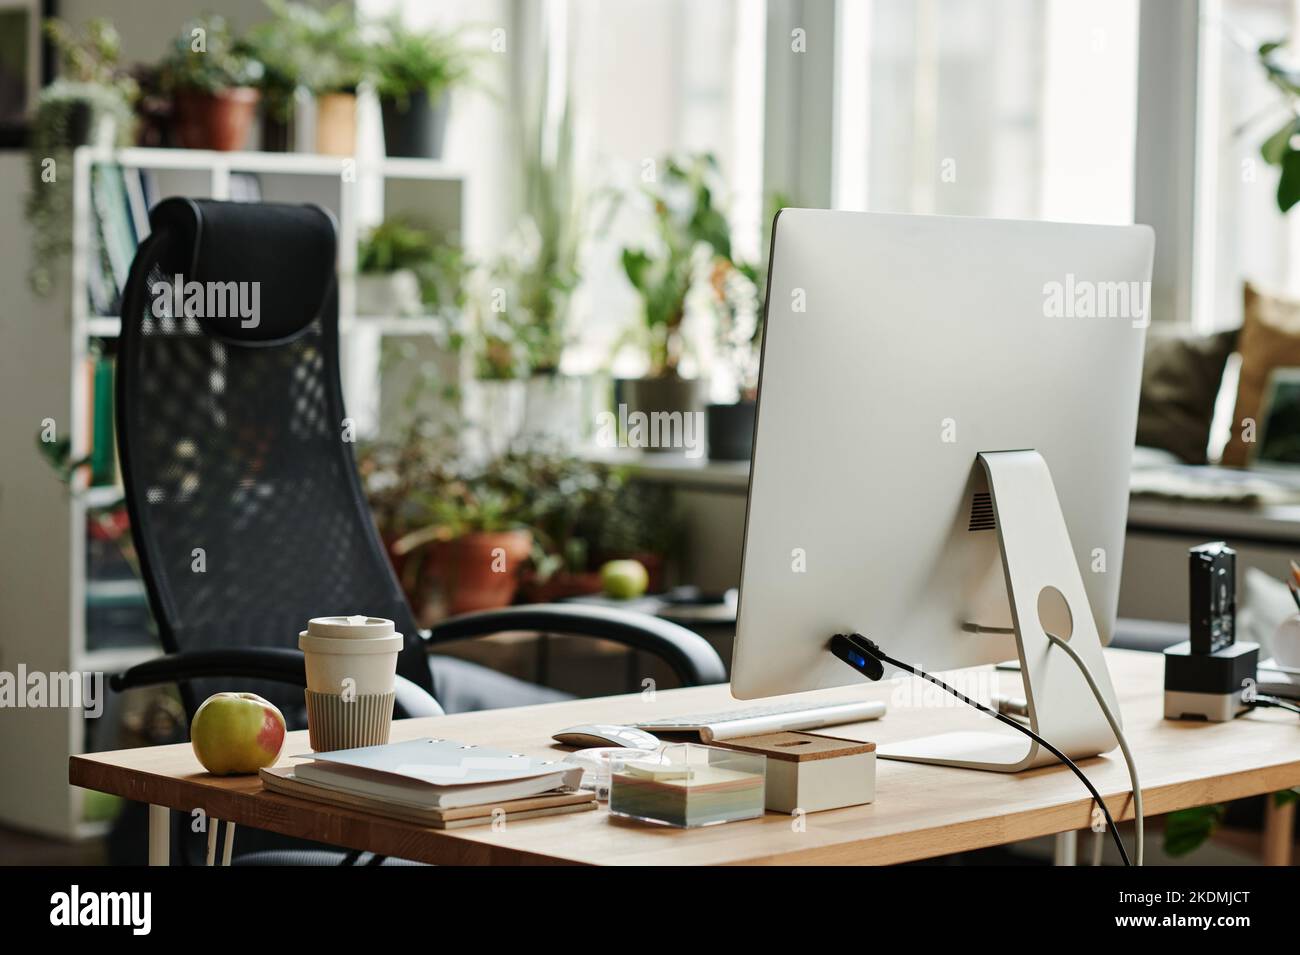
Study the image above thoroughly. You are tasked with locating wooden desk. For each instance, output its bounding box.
[70,650,1300,865]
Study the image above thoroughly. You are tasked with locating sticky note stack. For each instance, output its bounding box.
[609,744,766,827]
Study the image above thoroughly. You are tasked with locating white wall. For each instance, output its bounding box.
[56,0,274,62]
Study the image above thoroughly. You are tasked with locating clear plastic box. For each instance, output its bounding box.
[608,743,766,828]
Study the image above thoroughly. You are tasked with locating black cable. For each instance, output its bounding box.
[837,632,1132,867]
[1250,694,1300,717]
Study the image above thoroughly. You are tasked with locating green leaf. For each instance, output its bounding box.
[1274,787,1300,807]
[621,248,652,292]
[1163,804,1225,857]
[1278,149,1300,213]
[1261,118,1297,165]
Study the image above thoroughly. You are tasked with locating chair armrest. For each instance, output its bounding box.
[111,649,444,719]
[393,676,445,718]
[109,648,308,692]
[426,603,728,687]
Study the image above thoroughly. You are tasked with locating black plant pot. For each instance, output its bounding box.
[260,110,294,152]
[380,89,449,159]
[706,401,757,461]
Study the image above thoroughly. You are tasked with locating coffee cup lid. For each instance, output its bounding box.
[306,615,395,639]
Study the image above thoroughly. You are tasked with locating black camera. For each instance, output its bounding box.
[1189,541,1235,655]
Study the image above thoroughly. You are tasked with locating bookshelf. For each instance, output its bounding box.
[0,146,471,839]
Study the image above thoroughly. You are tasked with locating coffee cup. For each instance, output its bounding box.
[299,615,403,752]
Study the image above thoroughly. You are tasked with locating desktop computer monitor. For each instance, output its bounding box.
[732,209,1154,771]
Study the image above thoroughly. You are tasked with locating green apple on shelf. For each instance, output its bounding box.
[600,559,649,600]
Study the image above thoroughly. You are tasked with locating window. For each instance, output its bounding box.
[565,0,767,381]
[830,0,1139,225]
[1194,0,1300,332]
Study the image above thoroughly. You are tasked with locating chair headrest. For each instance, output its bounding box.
[148,198,337,345]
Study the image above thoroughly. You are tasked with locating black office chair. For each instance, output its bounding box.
[108,198,725,864]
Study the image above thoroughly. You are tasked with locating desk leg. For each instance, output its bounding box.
[222,822,236,866]
[1052,830,1078,866]
[148,805,170,866]
[1262,798,1295,866]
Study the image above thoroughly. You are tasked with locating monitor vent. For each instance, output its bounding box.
[968,492,996,531]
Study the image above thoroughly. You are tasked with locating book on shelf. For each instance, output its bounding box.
[122,169,151,240]
[80,348,119,491]
[89,352,116,487]
[88,164,144,317]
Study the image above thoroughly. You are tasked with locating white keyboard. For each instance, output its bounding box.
[637,698,886,742]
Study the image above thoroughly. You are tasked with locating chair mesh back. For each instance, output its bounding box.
[117,231,432,719]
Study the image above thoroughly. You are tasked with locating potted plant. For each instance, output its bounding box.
[590,476,680,594]
[27,19,136,295]
[160,16,262,151]
[462,264,529,461]
[389,458,533,618]
[706,192,788,461]
[242,0,317,151]
[292,1,365,156]
[369,18,471,159]
[476,215,585,451]
[617,154,732,453]
[507,63,615,450]
[41,17,137,146]
[358,437,680,615]
[706,262,761,461]
[504,451,625,602]
[354,423,446,593]
[357,218,439,316]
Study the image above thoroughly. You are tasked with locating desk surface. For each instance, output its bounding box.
[71,650,1300,865]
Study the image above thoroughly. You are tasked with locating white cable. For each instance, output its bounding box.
[1045,632,1143,867]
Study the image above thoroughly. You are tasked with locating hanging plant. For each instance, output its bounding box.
[26,17,136,296]
[25,80,133,296]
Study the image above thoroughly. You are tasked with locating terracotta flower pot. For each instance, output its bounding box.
[172,87,259,151]
[437,529,533,616]
[315,92,357,156]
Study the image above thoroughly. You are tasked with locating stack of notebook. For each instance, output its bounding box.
[260,737,594,829]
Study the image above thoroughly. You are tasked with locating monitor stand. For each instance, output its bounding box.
[876,450,1120,773]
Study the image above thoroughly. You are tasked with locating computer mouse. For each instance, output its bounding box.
[552,723,661,749]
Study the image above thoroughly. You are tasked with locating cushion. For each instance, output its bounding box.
[1222,283,1300,466]
[1136,325,1237,464]
[148,198,337,346]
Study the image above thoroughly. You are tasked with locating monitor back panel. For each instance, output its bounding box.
[732,209,1154,699]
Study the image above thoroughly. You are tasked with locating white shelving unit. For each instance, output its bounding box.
[0,146,470,839]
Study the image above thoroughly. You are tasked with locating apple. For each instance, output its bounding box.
[601,558,649,599]
[190,692,286,775]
